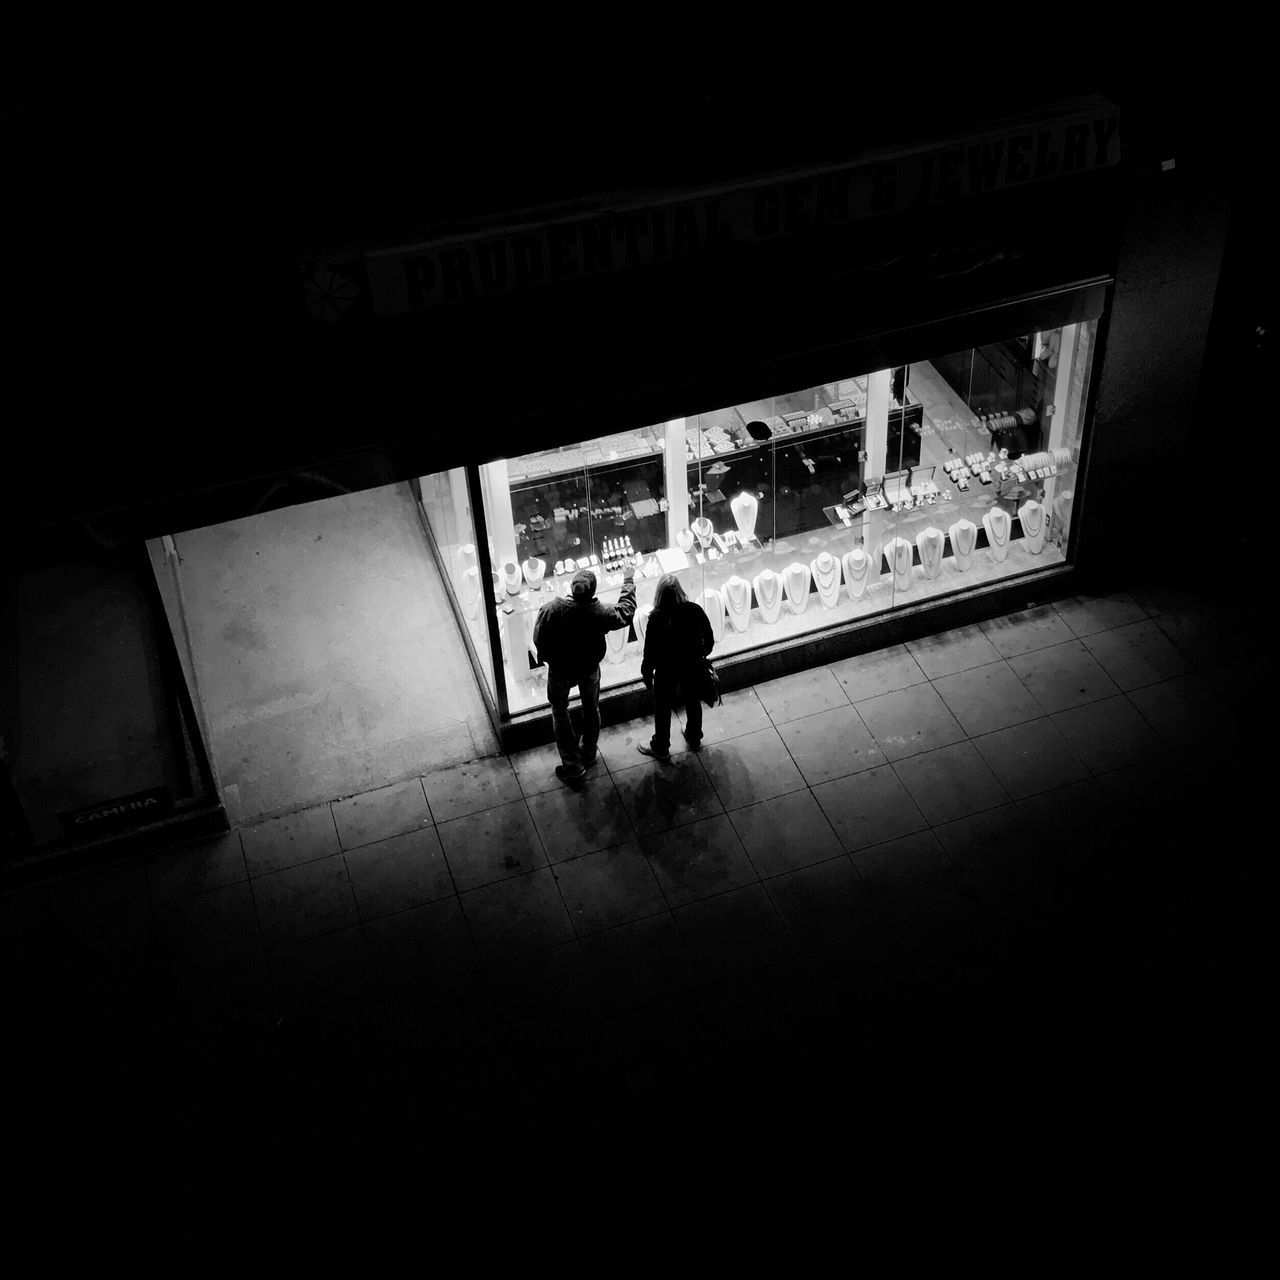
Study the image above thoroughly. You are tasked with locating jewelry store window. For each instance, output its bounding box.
[438,303,1099,720]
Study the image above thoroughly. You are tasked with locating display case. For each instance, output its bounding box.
[420,311,1099,728]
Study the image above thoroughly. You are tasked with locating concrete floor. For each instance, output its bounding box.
[171,484,498,825]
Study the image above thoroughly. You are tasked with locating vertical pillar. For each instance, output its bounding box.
[479,458,518,567]
[663,418,689,548]
[865,370,890,475]
[1042,322,1078,512]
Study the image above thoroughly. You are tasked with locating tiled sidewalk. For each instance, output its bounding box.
[3,585,1270,1261]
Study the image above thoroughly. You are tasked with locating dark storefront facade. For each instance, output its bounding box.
[3,86,1239,871]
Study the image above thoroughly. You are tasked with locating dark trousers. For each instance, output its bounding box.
[547,667,601,767]
[651,669,703,754]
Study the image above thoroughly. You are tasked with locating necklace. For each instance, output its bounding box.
[692,517,714,548]
[916,528,943,577]
[951,521,975,556]
[724,576,750,610]
[843,550,870,599]
[986,508,1010,547]
[784,562,811,611]
[889,537,913,590]
[754,570,783,621]
[1020,501,1044,538]
[812,553,839,589]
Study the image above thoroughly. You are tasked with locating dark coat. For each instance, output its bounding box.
[640,599,714,684]
[533,579,637,680]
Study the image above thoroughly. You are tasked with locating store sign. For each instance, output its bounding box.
[303,103,1120,320]
[60,786,173,835]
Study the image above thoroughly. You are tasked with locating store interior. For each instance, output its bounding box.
[422,324,1093,717]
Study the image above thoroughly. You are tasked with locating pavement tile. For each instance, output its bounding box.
[1125,673,1242,749]
[385,971,501,1058]
[579,912,699,1015]
[813,764,930,852]
[672,883,797,982]
[932,660,1046,737]
[268,923,380,1024]
[696,726,807,810]
[524,774,637,861]
[596,716,669,759]
[552,841,667,936]
[1052,695,1168,774]
[153,879,263,970]
[641,812,758,908]
[241,804,341,877]
[1052,591,1148,638]
[422,755,523,823]
[1015,778,1122,867]
[344,825,455,921]
[611,752,723,836]
[1080,619,1195,691]
[436,797,547,892]
[853,682,967,761]
[486,939,602,1039]
[906,623,1002,679]
[1006,639,1120,714]
[331,778,433,851]
[753,667,850,723]
[932,804,1029,896]
[979,605,1077,658]
[828,643,929,701]
[776,702,886,786]
[696,687,775,745]
[971,717,1091,799]
[727,788,845,878]
[848,829,963,925]
[363,895,478,992]
[459,866,576,965]
[891,740,1010,826]
[510,740,609,795]
[146,831,247,907]
[764,855,878,951]
[252,853,360,950]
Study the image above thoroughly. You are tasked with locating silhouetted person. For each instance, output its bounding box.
[638,573,714,759]
[533,560,637,782]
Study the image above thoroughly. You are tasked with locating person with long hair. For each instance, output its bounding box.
[638,573,714,759]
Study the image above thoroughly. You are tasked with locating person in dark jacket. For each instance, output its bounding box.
[533,561,638,782]
[638,573,714,759]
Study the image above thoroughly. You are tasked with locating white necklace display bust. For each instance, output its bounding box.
[730,491,759,541]
[461,566,482,619]
[783,561,812,614]
[842,548,873,599]
[1018,499,1046,554]
[915,527,945,580]
[521,557,546,587]
[722,575,752,632]
[810,552,842,607]
[692,517,714,549]
[983,507,1012,561]
[887,536,914,592]
[634,604,653,641]
[701,588,726,643]
[500,560,523,595]
[752,568,783,623]
[948,519,978,571]
[605,622,628,663]
[676,527,695,553]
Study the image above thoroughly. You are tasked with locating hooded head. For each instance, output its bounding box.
[570,568,597,601]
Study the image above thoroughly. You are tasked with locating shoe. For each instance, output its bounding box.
[637,744,670,760]
[555,763,587,782]
[683,736,702,752]
[580,751,598,767]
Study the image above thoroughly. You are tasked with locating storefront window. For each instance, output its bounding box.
[442,313,1098,719]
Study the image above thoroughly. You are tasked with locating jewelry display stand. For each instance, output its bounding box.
[730,492,759,543]
[810,552,842,608]
[783,561,812,614]
[676,528,695,554]
[948,519,977,571]
[887,537,914,592]
[461,566,482,620]
[722,575,752,632]
[752,569,784,624]
[521,557,546,589]
[605,624,628,664]
[692,517,714,550]
[459,543,478,580]
[842,548,873,599]
[983,508,1012,562]
[500,560,523,596]
[916,527,945,580]
[701,588,726,644]
[634,605,653,642]
[1018,499,1046,554]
